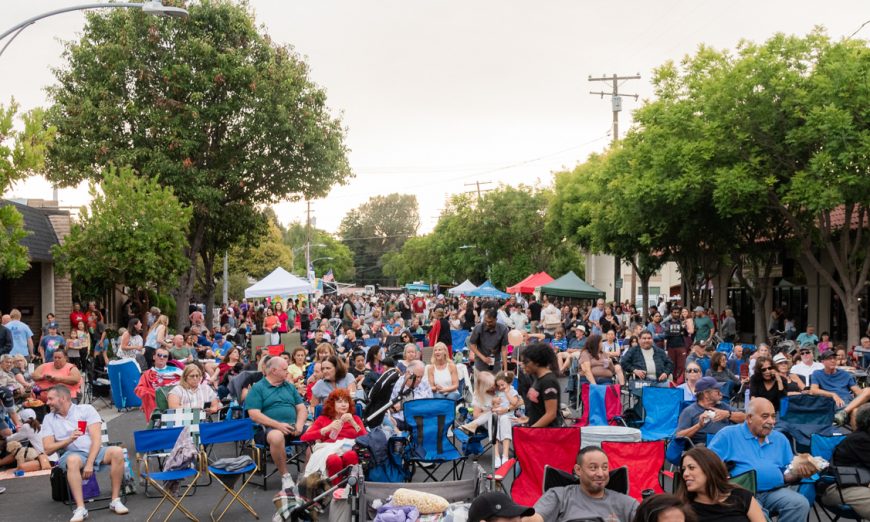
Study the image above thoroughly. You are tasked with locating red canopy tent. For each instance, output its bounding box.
[506,271,554,294]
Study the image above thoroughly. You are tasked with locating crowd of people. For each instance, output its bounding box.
[0,289,869,521]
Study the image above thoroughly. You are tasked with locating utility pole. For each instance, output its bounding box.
[589,73,641,304]
[464,180,493,202]
[305,200,312,282]
[222,251,228,305]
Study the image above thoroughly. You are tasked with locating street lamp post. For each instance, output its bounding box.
[0,1,189,59]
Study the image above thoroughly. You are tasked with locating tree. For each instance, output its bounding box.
[52,166,191,317]
[0,101,53,277]
[383,186,585,288]
[45,1,352,327]
[339,193,419,285]
[230,218,294,280]
[282,222,355,281]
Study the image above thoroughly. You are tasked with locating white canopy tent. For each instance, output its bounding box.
[448,279,478,295]
[244,267,313,299]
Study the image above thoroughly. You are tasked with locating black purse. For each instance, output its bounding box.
[50,466,70,502]
[835,466,870,488]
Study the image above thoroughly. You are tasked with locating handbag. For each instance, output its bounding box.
[50,466,70,502]
[82,473,101,499]
[835,466,870,488]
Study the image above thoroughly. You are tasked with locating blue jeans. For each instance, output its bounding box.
[756,487,810,522]
[434,391,461,401]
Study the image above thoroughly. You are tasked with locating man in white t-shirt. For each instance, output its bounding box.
[42,385,129,521]
[789,346,824,388]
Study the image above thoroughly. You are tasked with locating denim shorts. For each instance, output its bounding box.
[57,446,108,472]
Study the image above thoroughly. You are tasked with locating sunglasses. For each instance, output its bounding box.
[761,367,775,372]
[686,368,701,373]
[155,353,169,359]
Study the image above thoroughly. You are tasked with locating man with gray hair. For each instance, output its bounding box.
[709,398,815,522]
[390,360,432,425]
[245,356,307,490]
[42,385,129,521]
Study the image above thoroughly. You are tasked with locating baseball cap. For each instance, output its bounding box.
[819,350,837,361]
[694,376,723,394]
[773,353,789,364]
[693,306,705,313]
[47,322,59,329]
[19,408,36,422]
[468,492,534,522]
[214,333,223,340]
[575,325,586,333]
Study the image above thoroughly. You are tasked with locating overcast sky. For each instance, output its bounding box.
[2,1,867,234]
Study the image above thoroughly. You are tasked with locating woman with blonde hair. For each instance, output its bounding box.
[167,364,221,414]
[426,342,460,400]
[144,314,169,369]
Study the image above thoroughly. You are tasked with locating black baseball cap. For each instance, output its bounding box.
[469,492,534,522]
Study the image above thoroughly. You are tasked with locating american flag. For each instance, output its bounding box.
[322,269,334,282]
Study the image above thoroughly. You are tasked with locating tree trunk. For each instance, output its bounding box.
[202,250,217,330]
[640,276,650,322]
[751,289,769,345]
[173,218,207,329]
[845,296,861,349]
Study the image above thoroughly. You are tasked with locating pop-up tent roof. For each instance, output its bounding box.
[448,279,478,295]
[538,271,605,300]
[506,272,554,294]
[467,280,510,299]
[245,267,313,299]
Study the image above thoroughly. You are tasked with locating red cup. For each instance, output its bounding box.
[78,420,87,433]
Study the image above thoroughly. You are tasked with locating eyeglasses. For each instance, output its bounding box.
[686,368,701,373]
[155,353,169,359]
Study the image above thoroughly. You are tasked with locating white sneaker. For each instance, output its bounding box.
[70,507,89,522]
[109,498,129,515]
[494,455,503,469]
[281,472,296,492]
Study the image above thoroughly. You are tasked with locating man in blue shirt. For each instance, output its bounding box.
[676,377,745,445]
[5,309,34,360]
[795,325,819,349]
[811,350,870,428]
[709,398,816,522]
[210,333,232,358]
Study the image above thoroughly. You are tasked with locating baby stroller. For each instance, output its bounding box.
[362,368,401,429]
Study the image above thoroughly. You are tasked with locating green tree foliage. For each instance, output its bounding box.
[551,30,870,345]
[283,222,355,281]
[44,1,352,326]
[230,219,294,280]
[0,101,54,278]
[339,193,419,285]
[383,186,584,288]
[52,167,191,314]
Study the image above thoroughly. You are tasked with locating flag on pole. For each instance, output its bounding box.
[322,269,334,282]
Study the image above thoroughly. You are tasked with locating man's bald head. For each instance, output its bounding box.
[746,397,777,439]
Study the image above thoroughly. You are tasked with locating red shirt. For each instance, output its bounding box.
[300,414,367,443]
[69,311,86,332]
[412,298,426,314]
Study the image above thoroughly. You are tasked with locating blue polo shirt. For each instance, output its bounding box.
[708,422,793,492]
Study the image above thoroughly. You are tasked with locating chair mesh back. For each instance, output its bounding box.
[511,426,581,507]
[602,440,665,501]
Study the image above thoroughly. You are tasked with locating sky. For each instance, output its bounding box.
[2,0,868,234]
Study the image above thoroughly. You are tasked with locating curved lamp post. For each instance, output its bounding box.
[1,1,188,59]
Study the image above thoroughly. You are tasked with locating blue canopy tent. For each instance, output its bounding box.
[467,280,510,299]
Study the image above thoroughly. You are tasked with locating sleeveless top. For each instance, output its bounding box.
[38,362,81,398]
[431,364,453,390]
[145,325,162,348]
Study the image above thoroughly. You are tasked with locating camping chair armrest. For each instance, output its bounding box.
[487,457,517,482]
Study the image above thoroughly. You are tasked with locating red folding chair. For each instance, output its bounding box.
[510,425,582,507]
[601,440,666,501]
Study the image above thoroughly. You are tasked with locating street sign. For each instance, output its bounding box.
[615,278,623,289]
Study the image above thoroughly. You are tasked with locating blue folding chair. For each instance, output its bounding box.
[133,426,201,522]
[451,330,471,352]
[716,343,734,354]
[199,419,259,522]
[639,387,684,441]
[364,338,381,349]
[403,398,466,481]
[776,395,839,453]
